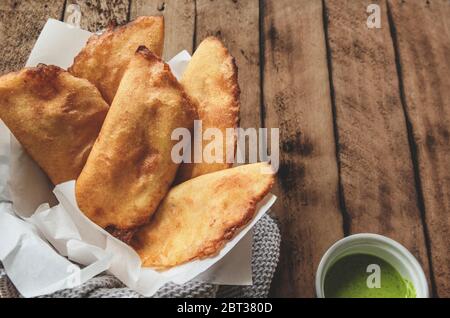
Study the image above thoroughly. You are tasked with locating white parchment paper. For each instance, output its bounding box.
[0,19,276,297]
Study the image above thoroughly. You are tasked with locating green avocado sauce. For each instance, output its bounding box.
[324,254,416,298]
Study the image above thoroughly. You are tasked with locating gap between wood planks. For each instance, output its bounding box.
[385,0,437,297]
[263,0,344,297]
[321,0,352,237]
[387,0,450,298]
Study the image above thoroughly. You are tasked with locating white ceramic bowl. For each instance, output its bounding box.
[315,233,429,298]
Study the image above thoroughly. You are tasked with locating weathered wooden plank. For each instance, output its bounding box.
[63,0,130,32]
[196,0,261,129]
[324,0,431,286]
[263,0,344,297]
[0,0,65,75]
[130,0,195,60]
[388,0,450,298]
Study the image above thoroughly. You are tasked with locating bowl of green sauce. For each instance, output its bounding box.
[316,234,428,298]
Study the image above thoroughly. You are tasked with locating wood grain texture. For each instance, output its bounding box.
[196,0,261,129]
[325,0,431,284]
[388,0,450,297]
[0,0,65,74]
[63,0,130,32]
[263,0,344,297]
[130,0,195,60]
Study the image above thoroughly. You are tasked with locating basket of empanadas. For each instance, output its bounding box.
[0,17,276,297]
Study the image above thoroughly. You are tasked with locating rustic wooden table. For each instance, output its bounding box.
[0,0,448,298]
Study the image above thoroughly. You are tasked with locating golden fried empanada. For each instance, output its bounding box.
[69,16,164,104]
[175,37,240,183]
[76,46,195,230]
[132,163,274,269]
[0,65,109,184]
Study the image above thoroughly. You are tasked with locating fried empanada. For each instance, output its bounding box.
[132,162,274,269]
[69,16,164,104]
[76,46,195,230]
[175,37,240,183]
[0,65,109,184]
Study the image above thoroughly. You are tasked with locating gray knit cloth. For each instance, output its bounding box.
[0,214,280,298]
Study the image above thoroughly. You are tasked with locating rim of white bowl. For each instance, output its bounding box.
[315,233,429,298]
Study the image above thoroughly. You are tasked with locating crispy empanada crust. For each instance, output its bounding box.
[69,16,164,104]
[132,163,274,270]
[175,37,240,183]
[76,46,195,230]
[0,65,109,184]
